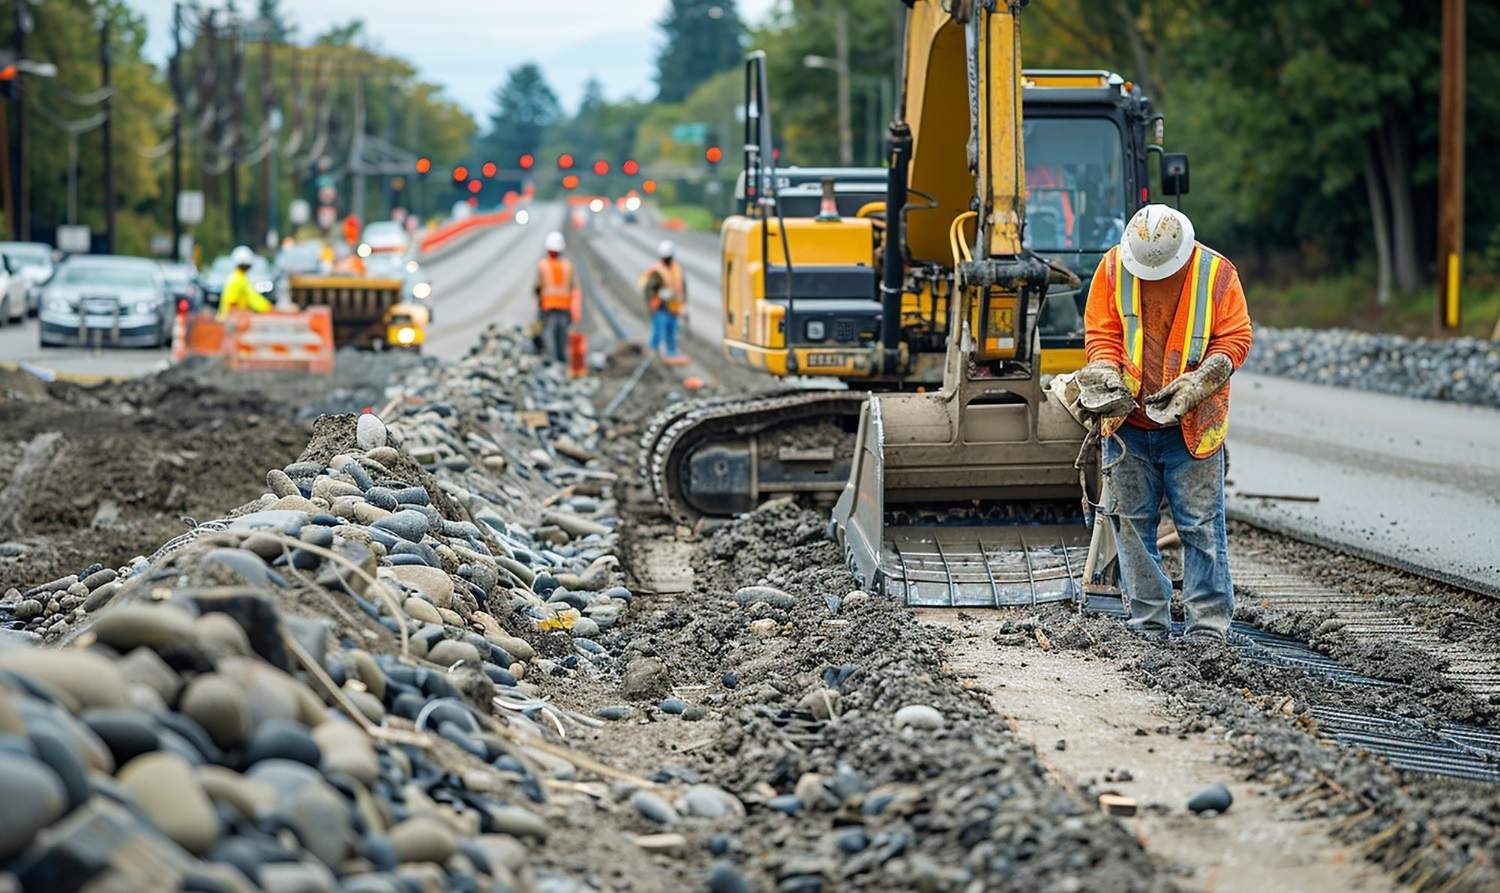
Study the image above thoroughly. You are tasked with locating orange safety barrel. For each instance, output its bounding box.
[177,310,228,359]
[568,331,588,379]
[224,308,335,374]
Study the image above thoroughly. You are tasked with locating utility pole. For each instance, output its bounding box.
[170,2,183,260]
[834,4,852,167]
[14,0,30,239]
[259,25,273,247]
[351,74,365,220]
[227,4,243,247]
[0,100,11,241]
[100,13,116,253]
[1436,0,1465,333]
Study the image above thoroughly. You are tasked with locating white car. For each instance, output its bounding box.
[360,221,410,255]
[0,254,31,324]
[0,241,55,317]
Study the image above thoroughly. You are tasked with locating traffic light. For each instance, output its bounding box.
[468,179,482,194]
[415,156,432,175]
[561,174,580,190]
[705,145,723,166]
[557,153,575,170]
[642,179,657,195]
[519,153,535,170]
[593,160,609,176]
[622,159,640,176]
[481,161,498,178]
[452,165,469,183]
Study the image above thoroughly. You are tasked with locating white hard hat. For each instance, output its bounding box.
[544,231,566,253]
[231,245,256,267]
[1120,204,1195,281]
[657,240,675,259]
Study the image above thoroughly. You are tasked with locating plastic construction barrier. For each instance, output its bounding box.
[223,308,335,374]
[418,209,514,255]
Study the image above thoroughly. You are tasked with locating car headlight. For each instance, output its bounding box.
[254,280,274,293]
[44,296,75,314]
[805,320,826,341]
[134,301,157,315]
[411,281,431,300]
[395,326,417,345]
[515,209,530,225]
[405,260,419,273]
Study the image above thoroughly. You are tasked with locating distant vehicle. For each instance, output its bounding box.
[157,261,204,311]
[0,241,56,316]
[0,254,30,324]
[38,255,173,348]
[360,221,409,255]
[199,254,275,308]
[274,241,328,277]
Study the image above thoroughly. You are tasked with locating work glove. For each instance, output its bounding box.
[1076,360,1135,419]
[1143,353,1233,425]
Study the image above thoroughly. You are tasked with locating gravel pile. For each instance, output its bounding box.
[0,327,632,891]
[1244,326,1500,407]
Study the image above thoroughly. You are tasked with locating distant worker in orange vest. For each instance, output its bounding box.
[642,240,687,365]
[1076,205,1253,645]
[534,231,581,363]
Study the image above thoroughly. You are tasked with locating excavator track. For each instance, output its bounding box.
[642,389,872,523]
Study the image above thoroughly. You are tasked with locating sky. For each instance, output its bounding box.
[133,0,777,120]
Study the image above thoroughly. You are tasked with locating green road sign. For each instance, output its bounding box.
[671,123,709,146]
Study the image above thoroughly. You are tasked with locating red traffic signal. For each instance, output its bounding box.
[557,153,575,170]
[481,161,498,178]
[468,179,482,194]
[452,165,468,182]
[705,145,723,165]
[415,156,432,175]
[519,153,535,170]
[561,174,580,190]
[592,160,609,176]
[622,159,639,176]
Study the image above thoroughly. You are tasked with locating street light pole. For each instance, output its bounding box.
[170,2,182,261]
[1436,0,1465,332]
[14,0,29,239]
[100,13,116,253]
[803,5,853,167]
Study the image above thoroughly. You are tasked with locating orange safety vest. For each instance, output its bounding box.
[1101,243,1232,459]
[537,257,575,313]
[644,260,685,315]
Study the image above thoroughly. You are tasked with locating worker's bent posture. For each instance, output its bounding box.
[642,240,687,365]
[216,245,273,318]
[535,231,581,363]
[1078,205,1253,643]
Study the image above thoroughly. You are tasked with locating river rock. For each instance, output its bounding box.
[678,784,745,819]
[734,586,796,609]
[373,510,429,543]
[402,597,442,625]
[266,468,299,498]
[797,688,841,720]
[630,790,680,825]
[488,805,549,841]
[894,704,945,731]
[391,565,454,608]
[357,413,388,450]
[389,816,456,863]
[427,639,480,666]
[707,863,752,893]
[0,751,67,859]
[118,751,221,854]
[0,649,129,711]
[1187,782,1233,815]
[313,721,378,785]
[244,719,322,768]
[180,673,252,749]
[621,657,671,700]
[82,581,122,612]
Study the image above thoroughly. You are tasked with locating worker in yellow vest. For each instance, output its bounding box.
[534,231,581,363]
[642,240,687,365]
[216,246,273,319]
[1077,205,1253,645]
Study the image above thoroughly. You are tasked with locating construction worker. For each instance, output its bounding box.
[642,240,687,365]
[216,245,273,319]
[1077,205,1253,644]
[534,231,581,363]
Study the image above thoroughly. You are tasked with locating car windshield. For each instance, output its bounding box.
[277,244,322,267]
[1023,117,1127,253]
[56,262,158,289]
[363,222,404,242]
[0,245,50,267]
[159,264,194,284]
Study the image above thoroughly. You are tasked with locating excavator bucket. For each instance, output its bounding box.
[832,363,1095,607]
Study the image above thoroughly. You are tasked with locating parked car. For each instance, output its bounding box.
[0,254,30,324]
[198,253,275,310]
[158,261,204,311]
[0,241,56,316]
[360,221,410,255]
[38,255,173,348]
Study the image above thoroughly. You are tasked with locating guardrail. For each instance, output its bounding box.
[418,209,514,256]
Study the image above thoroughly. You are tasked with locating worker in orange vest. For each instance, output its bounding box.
[1077,205,1253,645]
[642,240,687,365]
[534,231,581,363]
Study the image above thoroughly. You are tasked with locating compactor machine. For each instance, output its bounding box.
[643,0,1190,604]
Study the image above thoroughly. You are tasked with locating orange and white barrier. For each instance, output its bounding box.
[223,308,335,374]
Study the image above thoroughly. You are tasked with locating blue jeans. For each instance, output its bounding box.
[1102,424,1233,638]
[650,309,679,356]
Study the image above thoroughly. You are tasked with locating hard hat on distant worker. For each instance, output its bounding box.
[231,245,256,268]
[657,240,675,260]
[544,231,566,254]
[1120,204,1195,281]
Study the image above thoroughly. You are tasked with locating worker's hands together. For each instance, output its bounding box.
[1144,353,1233,424]
[1076,360,1135,419]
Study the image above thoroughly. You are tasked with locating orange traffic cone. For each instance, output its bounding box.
[170,299,189,362]
[568,331,588,378]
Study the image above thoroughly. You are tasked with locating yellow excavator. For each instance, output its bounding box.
[642,0,1189,605]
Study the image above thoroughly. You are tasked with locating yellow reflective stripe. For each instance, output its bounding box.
[1115,252,1142,367]
[1181,248,1220,372]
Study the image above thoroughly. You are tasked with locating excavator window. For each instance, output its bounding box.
[1023,118,1127,253]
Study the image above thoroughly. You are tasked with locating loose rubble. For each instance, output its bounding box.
[1244,326,1500,407]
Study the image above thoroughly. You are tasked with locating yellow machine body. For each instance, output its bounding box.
[289,275,426,351]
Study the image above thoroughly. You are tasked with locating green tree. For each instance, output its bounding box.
[255,0,295,41]
[655,0,744,103]
[477,63,561,170]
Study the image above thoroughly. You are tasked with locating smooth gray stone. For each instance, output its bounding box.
[0,751,67,859]
[1187,782,1233,814]
[629,790,679,825]
[371,510,429,543]
[733,586,796,609]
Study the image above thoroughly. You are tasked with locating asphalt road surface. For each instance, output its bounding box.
[0,316,170,381]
